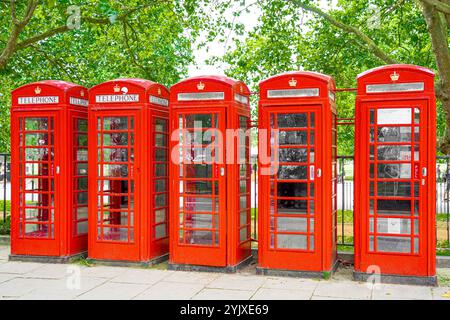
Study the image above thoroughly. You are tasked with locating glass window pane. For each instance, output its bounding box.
[184,181,213,195]
[279,148,307,162]
[377,199,412,216]
[376,218,411,235]
[377,182,411,197]
[182,164,212,178]
[155,209,166,223]
[155,134,166,147]
[377,163,411,179]
[277,200,307,214]
[277,234,307,249]
[278,166,307,179]
[184,197,213,212]
[277,217,308,232]
[377,127,412,142]
[103,117,128,130]
[186,230,213,245]
[377,236,411,253]
[278,131,308,145]
[277,114,307,128]
[377,145,414,161]
[154,179,167,192]
[155,119,167,132]
[185,114,212,128]
[185,214,212,229]
[155,224,166,238]
[277,182,307,197]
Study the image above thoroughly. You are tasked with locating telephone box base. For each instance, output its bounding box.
[353,271,438,287]
[87,253,168,268]
[256,260,339,279]
[168,256,253,274]
[9,252,87,264]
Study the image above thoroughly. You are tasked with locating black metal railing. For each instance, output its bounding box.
[337,155,450,250]
[0,152,448,250]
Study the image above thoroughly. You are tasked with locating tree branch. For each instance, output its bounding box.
[287,0,398,64]
[421,0,450,14]
[0,3,159,70]
[0,0,39,69]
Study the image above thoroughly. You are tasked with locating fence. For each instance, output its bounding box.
[0,154,9,223]
[337,155,450,250]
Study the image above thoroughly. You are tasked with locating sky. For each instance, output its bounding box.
[187,0,336,77]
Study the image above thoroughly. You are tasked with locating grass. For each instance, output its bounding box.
[0,200,11,215]
[0,215,10,235]
[70,256,93,267]
[438,273,450,287]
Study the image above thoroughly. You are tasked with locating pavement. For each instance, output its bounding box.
[0,245,449,300]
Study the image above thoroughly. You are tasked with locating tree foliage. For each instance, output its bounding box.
[0,0,232,152]
[221,0,449,155]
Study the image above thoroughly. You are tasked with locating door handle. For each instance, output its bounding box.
[220,167,225,176]
[422,167,427,177]
[309,165,315,180]
[317,168,322,178]
[56,166,60,174]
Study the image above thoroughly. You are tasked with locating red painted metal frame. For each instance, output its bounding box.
[169,76,252,268]
[10,81,88,257]
[354,64,436,277]
[258,71,338,273]
[88,79,169,262]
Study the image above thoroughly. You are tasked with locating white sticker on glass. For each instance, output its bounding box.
[377,108,411,125]
[387,218,401,234]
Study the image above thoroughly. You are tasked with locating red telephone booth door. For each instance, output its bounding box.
[13,113,60,256]
[261,107,322,271]
[360,101,429,274]
[171,109,227,266]
[92,111,140,261]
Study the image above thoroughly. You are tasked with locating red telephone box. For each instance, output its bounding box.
[257,72,338,277]
[10,81,89,262]
[354,64,437,285]
[169,76,252,271]
[88,79,170,264]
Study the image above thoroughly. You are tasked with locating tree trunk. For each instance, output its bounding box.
[421,1,450,154]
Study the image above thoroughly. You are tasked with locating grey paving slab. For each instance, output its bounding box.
[192,288,255,300]
[313,280,372,300]
[0,247,9,261]
[164,271,219,285]
[0,273,16,285]
[24,263,85,279]
[251,288,312,300]
[80,265,129,279]
[134,281,204,300]
[0,277,60,298]
[372,283,433,300]
[311,295,362,300]
[262,277,319,292]
[207,274,267,291]
[18,277,107,300]
[0,261,44,274]
[110,269,172,285]
[76,281,149,300]
[17,276,106,300]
